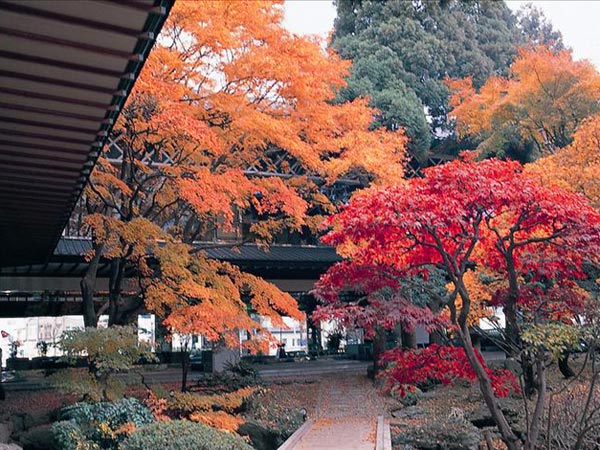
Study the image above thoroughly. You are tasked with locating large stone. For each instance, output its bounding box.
[393,417,481,450]
[237,420,281,450]
[212,348,241,373]
[22,411,54,431]
[19,425,56,450]
[468,399,521,428]
[0,423,13,444]
[391,406,426,419]
[0,444,23,450]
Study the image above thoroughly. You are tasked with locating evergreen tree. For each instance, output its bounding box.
[332,0,563,160]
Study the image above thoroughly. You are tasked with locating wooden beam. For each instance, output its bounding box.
[0,50,123,78]
[0,159,81,174]
[0,148,86,164]
[0,115,99,134]
[0,1,142,37]
[0,99,103,125]
[0,26,135,59]
[0,69,116,95]
[0,128,92,146]
[0,87,110,110]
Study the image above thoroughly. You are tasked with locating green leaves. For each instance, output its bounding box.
[522,323,580,360]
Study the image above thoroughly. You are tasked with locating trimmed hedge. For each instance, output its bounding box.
[119,420,253,450]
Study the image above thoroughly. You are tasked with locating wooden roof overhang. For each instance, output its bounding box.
[0,0,173,266]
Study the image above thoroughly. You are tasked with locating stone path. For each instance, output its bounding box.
[289,373,388,450]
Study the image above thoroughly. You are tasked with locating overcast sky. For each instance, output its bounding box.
[283,1,600,68]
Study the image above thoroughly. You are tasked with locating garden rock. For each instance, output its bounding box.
[392,406,426,419]
[19,425,56,450]
[393,417,481,450]
[0,423,13,443]
[0,444,23,450]
[238,420,281,450]
[468,399,520,428]
[22,411,54,431]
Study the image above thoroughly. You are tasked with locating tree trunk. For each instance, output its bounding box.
[181,341,190,392]
[525,356,547,450]
[401,328,417,349]
[558,351,575,378]
[371,327,386,376]
[470,331,481,351]
[108,259,125,326]
[522,356,538,398]
[80,241,104,328]
[458,325,522,450]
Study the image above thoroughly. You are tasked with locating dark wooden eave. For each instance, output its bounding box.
[0,0,173,266]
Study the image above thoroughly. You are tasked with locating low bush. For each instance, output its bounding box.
[380,345,518,399]
[394,416,481,450]
[171,386,257,415]
[53,398,153,449]
[119,420,253,450]
[244,388,304,440]
[52,326,154,402]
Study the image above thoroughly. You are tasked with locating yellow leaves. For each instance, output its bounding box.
[527,114,600,209]
[457,271,495,326]
[174,386,258,432]
[522,323,580,360]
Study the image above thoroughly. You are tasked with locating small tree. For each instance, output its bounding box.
[54,326,153,402]
[315,157,600,450]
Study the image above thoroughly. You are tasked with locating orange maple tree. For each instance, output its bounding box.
[448,46,600,160]
[526,114,600,209]
[75,0,406,358]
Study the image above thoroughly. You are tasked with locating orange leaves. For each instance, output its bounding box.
[147,247,302,350]
[134,0,406,186]
[527,114,600,209]
[449,46,600,155]
[80,0,409,341]
[189,411,244,432]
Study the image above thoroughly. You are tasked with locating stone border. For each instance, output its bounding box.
[277,419,314,450]
[376,415,392,450]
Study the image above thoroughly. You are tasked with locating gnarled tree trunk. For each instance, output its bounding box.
[80,241,104,328]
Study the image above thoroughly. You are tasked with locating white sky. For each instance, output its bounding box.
[283,0,600,68]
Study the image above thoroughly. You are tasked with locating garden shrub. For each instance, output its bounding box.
[52,326,154,402]
[192,369,259,394]
[53,420,97,450]
[171,386,257,415]
[119,420,253,450]
[380,344,518,399]
[168,386,257,432]
[54,398,153,449]
[394,416,481,450]
[244,388,304,440]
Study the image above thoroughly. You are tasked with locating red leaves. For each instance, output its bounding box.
[380,345,519,398]
[315,157,600,332]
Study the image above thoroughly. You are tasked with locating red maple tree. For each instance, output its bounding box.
[315,156,600,450]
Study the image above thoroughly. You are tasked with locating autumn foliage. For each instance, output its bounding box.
[315,156,600,449]
[77,0,406,343]
[449,46,600,158]
[527,113,600,209]
[381,345,518,398]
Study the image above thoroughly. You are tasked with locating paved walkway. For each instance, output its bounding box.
[289,373,386,450]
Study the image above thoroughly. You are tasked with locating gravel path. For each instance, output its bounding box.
[291,373,388,450]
